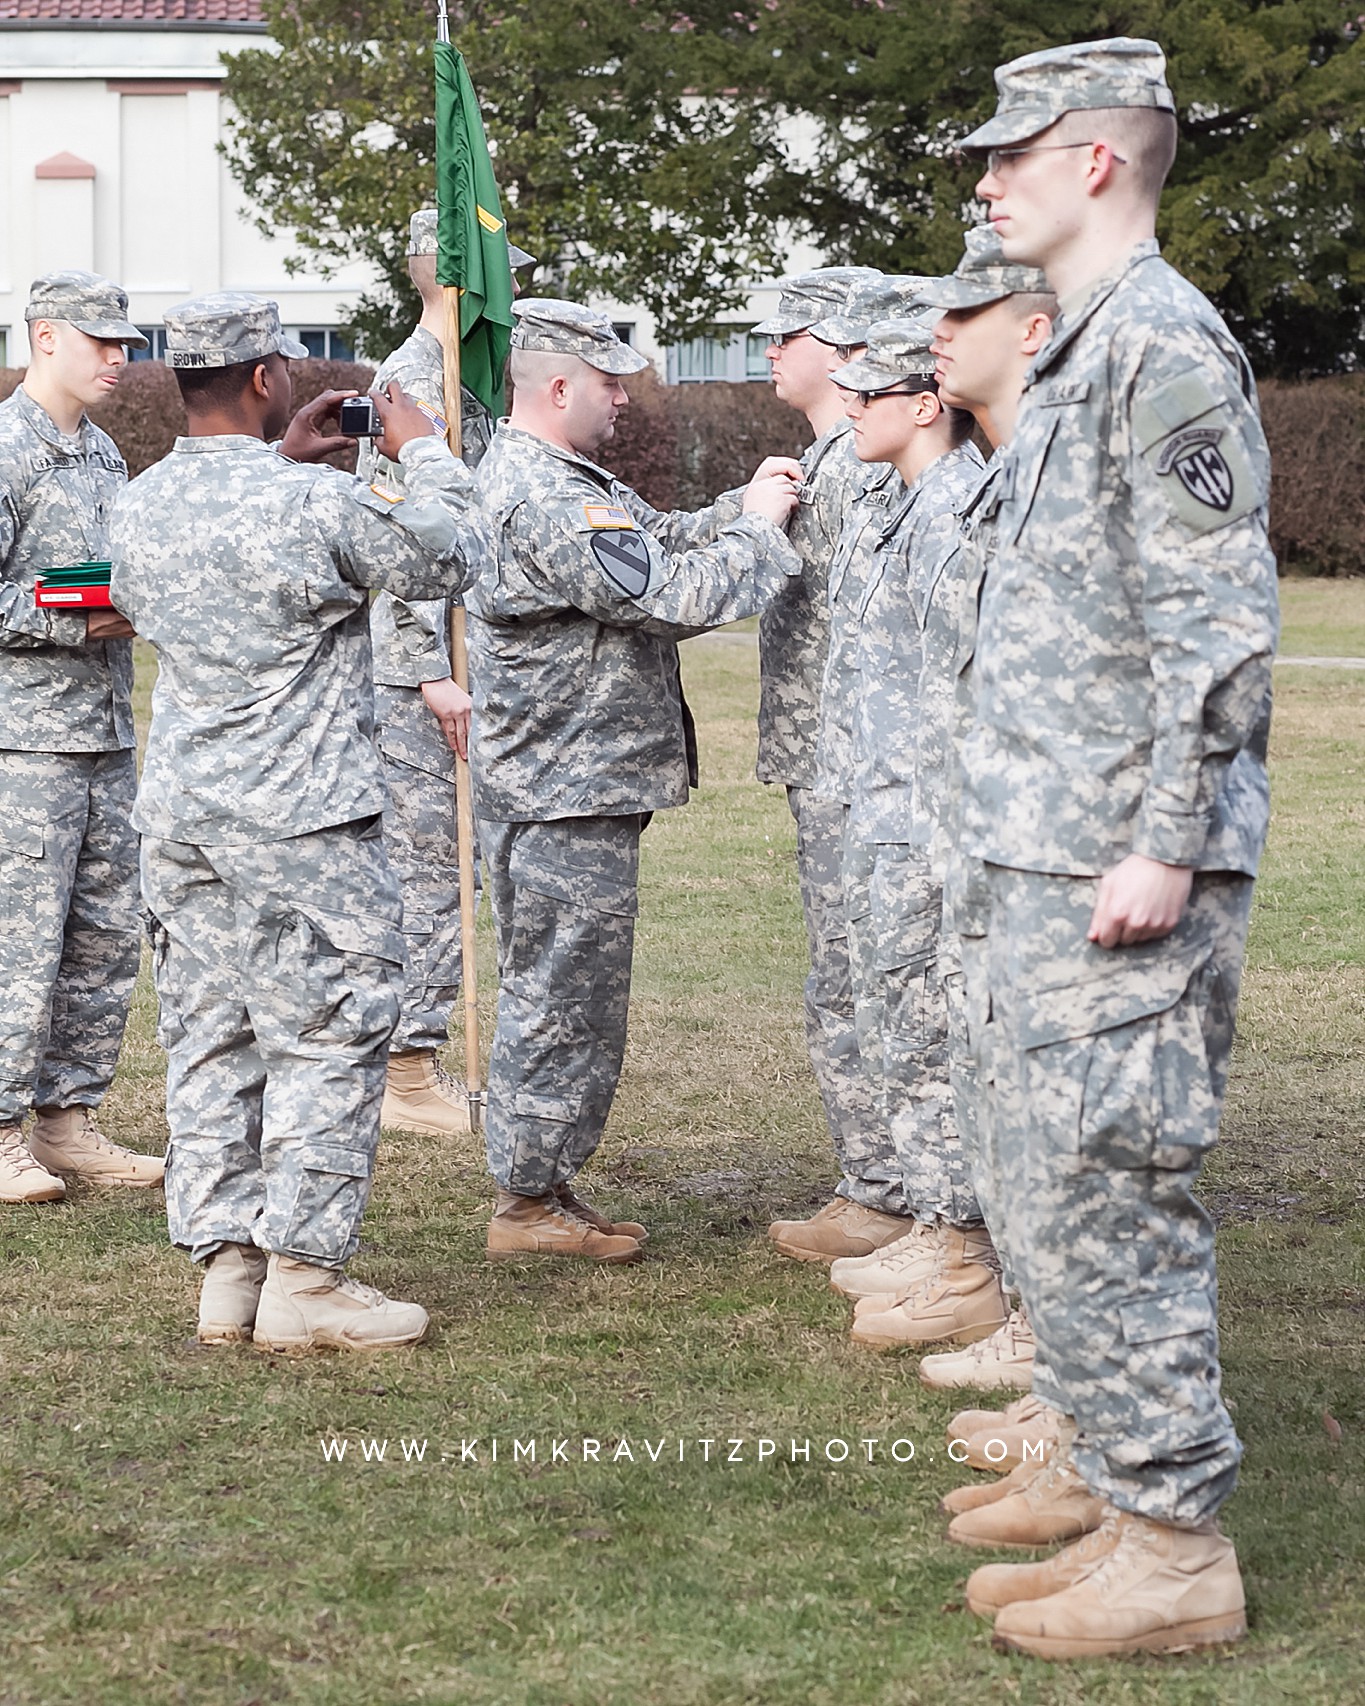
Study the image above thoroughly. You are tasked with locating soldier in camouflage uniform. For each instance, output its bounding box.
[360,209,535,1139]
[0,270,164,1202]
[467,299,805,1263]
[948,41,1278,1658]
[763,273,954,1264]
[109,293,488,1351]
[792,317,998,1350]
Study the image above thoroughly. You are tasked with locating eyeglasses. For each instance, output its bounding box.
[832,343,861,361]
[769,329,810,349]
[982,141,1127,175]
[848,382,933,408]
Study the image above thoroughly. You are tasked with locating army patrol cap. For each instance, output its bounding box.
[959,37,1176,152]
[751,267,882,338]
[162,293,308,370]
[25,270,148,348]
[510,298,648,375]
[810,274,933,346]
[915,225,1051,310]
[407,207,537,269]
[834,316,939,394]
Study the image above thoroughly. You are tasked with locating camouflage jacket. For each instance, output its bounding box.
[358,326,494,691]
[109,433,487,843]
[757,420,864,789]
[963,242,1278,878]
[812,460,906,806]
[0,385,134,753]
[466,424,801,821]
[849,440,985,847]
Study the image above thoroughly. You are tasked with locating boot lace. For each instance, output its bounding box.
[1,1126,51,1175]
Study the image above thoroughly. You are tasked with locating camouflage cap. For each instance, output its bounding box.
[833,315,938,393]
[409,207,537,269]
[25,269,148,348]
[914,224,1051,310]
[959,37,1176,153]
[162,293,309,370]
[810,274,933,346]
[751,266,883,337]
[509,297,648,375]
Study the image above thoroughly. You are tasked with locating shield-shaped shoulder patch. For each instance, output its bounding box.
[591,529,652,598]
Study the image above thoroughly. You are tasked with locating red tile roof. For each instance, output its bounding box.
[0,1,264,21]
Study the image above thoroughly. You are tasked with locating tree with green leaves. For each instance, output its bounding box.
[224,0,1365,374]
[221,0,792,355]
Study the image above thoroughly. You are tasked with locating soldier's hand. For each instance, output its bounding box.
[374,383,442,462]
[85,608,135,641]
[752,456,805,485]
[420,675,473,760]
[1088,854,1194,948]
[279,388,360,463]
[742,468,802,528]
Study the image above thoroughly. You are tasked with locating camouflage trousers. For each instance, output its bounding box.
[0,747,140,1123]
[376,684,480,1054]
[142,817,405,1267]
[981,865,1253,1525]
[479,814,640,1196]
[786,787,885,1210]
[845,833,982,1224]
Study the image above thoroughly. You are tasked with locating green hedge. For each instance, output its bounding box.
[3,363,1361,574]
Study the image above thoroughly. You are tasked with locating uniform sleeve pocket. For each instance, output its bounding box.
[1133,368,1265,536]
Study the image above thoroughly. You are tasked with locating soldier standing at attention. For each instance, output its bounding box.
[953,40,1278,1657]
[467,299,805,1263]
[0,271,164,1202]
[363,209,536,1139]
[110,294,488,1352]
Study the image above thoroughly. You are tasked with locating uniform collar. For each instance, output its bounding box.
[1026,238,1162,384]
[14,383,91,454]
[170,433,277,454]
[496,422,620,483]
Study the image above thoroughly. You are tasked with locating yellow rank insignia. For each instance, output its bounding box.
[582,503,636,530]
[369,483,403,505]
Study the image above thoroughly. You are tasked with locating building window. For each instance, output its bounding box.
[129,326,166,363]
[668,326,769,384]
[289,328,355,362]
[612,323,636,346]
[0,327,8,367]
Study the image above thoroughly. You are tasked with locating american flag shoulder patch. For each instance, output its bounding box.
[582,503,636,530]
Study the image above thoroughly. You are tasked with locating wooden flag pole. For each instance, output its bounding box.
[442,282,484,1135]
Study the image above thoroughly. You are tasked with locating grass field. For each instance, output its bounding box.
[1,581,1363,1705]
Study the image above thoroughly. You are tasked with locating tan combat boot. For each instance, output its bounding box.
[252,1254,430,1352]
[991,1510,1247,1658]
[920,1305,1035,1392]
[828,1219,942,1300]
[0,1123,65,1203]
[947,1430,1105,1549]
[965,1510,1124,1619]
[941,1452,1041,1517]
[197,1242,269,1344]
[849,1227,1005,1349]
[380,1049,472,1137]
[951,1395,1064,1473]
[947,1390,1047,1450]
[556,1182,648,1243]
[29,1107,164,1188]
[768,1196,910,1263]
[487,1189,643,1263]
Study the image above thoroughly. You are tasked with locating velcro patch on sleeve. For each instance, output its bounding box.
[590,528,652,597]
[1134,369,1264,537]
[582,503,636,530]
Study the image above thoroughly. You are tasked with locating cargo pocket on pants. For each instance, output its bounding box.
[278,904,405,1052]
[280,1139,373,1261]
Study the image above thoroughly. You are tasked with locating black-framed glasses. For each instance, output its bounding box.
[982,141,1127,174]
[833,343,861,361]
[769,329,810,348]
[848,382,933,407]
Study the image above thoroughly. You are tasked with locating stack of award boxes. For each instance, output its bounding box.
[34,561,113,610]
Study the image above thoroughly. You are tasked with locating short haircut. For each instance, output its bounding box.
[174,360,264,413]
[507,346,583,391]
[1054,105,1177,199]
[1007,289,1058,322]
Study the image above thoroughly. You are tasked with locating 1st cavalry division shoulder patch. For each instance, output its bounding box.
[590,529,652,598]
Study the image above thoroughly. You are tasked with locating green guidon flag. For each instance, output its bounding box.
[434,41,515,416]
